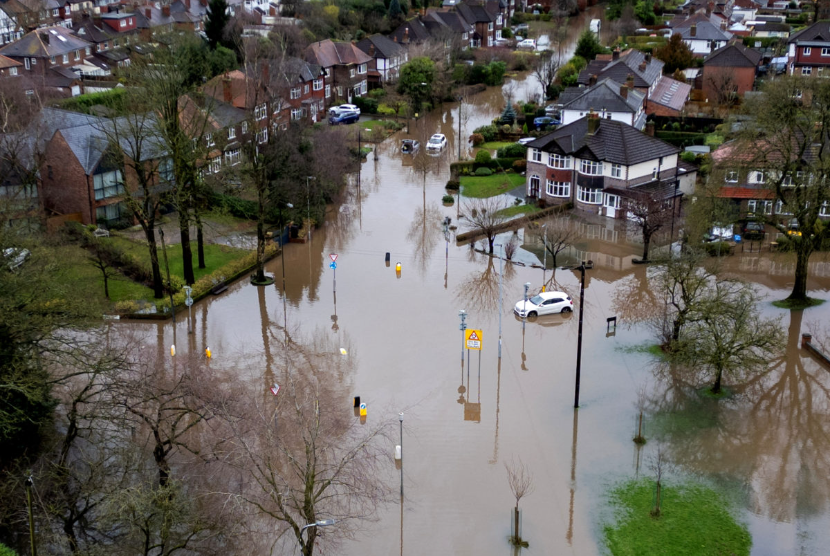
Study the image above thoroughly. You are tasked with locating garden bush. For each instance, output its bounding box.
[703,241,732,256]
[473,124,498,142]
[369,88,386,99]
[474,167,493,176]
[442,194,455,204]
[513,159,527,172]
[497,143,528,158]
[377,103,397,116]
[352,96,378,114]
[446,179,460,190]
[475,149,493,163]
[470,133,485,146]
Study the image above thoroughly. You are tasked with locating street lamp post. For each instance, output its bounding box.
[458,310,467,362]
[574,261,591,408]
[523,282,530,331]
[184,285,193,334]
[399,412,404,498]
[306,176,315,240]
[495,243,504,358]
[278,203,294,295]
[300,519,336,541]
[542,224,547,291]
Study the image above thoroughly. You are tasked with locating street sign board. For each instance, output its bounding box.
[330,253,338,262]
[270,384,280,396]
[330,261,337,270]
[465,329,483,350]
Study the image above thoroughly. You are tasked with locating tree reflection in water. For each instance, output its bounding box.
[407,203,444,275]
[455,254,516,315]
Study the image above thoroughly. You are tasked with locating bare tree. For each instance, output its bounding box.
[648,445,668,517]
[505,457,534,547]
[86,238,121,300]
[539,214,578,268]
[633,382,648,444]
[532,50,562,101]
[706,71,739,114]
[625,190,675,262]
[462,197,510,253]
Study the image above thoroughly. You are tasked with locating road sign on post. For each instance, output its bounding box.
[330,261,337,270]
[465,329,483,350]
[270,384,280,396]
[330,253,338,262]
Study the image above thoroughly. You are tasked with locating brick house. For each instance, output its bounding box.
[524,114,696,218]
[456,0,504,48]
[0,53,22,77]
[0,26,91,95]
[673,21,732,56]
[787,21,830,78]
[0,1,25,45]
[558,77,647,130]
[304,40,371,106]
[72,12,140,73]
[702,41,761,101]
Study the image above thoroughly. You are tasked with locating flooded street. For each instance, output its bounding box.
[125,70,830,554]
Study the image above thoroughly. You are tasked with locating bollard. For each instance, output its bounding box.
[359,402,367,417]
[802,333,812,348]
[395,445,402,460]
[205,347,211,359]
[396,262,401,272]
[170,345,176,357]
[385,252,391,263]
[354,396,361,408]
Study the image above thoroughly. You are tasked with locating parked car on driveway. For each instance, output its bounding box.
[517,137,535,145]
[329,111,360,125]
[514,291,573,317]
[3,247,30,271]
[517,39,536,49]
[533,116,560,130]
[329,104,361,117]
[426,133,447,153]
[401,139,420,154]
[742,221,765,240]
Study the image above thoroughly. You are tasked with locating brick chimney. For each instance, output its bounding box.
[41,32,49,44]
[588,74,597,86]
[222,75,232,103]
[369,43,375,57]
[639,61,646,72]
[587,110,600,135]
[161,4,170,17]
[645,53,651,64]
[620,83,628,99]
[626,73,635,88]
[645,121,655,136]
[145,7,151,18]
[184,0,190,8]
[690,24,696,37]
[612,47,620,61]
[199,0,207,5]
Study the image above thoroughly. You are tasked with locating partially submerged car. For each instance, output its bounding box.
[426,133,447,153]
[514,291,573,318]
[401,139,420,154]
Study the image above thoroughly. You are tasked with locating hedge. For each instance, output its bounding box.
[474,167,493,176]
[654,131,707,147]
[352,96,379,114]
[497,143,528,158]
[473,124,498,142]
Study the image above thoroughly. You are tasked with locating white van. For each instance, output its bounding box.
[590,19,601,34]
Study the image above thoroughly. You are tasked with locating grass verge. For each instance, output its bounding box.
[460,173,525,198]
[772,297,825,310]
[496,204,540,218]
[479,141,514,150]
[54,244,156,304]
[615,343,667,359]
[603,479,751,556]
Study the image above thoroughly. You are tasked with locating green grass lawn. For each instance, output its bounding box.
[108,236,248,283]
[460,173,526,198]
[496,204,540,218]
[54,244,156,304]
[603,479,751,556]
[479,141,515,151]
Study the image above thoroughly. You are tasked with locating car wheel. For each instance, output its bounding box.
[561,307,572,313]
[527,311,537,320]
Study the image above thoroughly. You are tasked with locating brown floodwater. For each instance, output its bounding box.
[118,58,830,556]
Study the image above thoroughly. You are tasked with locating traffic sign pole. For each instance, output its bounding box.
[330,253,338,293]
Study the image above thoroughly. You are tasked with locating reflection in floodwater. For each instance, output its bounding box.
[407,203,444,275]
[567,408,579,546]
[456,255,516,315]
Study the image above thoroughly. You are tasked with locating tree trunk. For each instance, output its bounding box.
[641,230,651,261]
[712,367,723,394]
[652,481,662,517]
[103,273,110,299]
[488,237,495,253]
[255,185,266,282]
[146,227,164,299]
[195,209,206,269]
[513,505,520,543]
[788,243,812,301]
[179,210,195,285]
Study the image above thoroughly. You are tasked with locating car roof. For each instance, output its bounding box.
[430,134,445,139]
[533,291,568,299]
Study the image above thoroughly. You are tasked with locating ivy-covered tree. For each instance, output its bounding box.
[205,0,230,49]
[574,29,605,61]
[654,34,695,74]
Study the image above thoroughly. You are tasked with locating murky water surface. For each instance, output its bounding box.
[119,24,830,554]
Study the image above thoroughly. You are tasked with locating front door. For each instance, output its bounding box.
[604,193,620,218]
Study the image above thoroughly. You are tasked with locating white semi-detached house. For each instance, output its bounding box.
[525,114,697,218]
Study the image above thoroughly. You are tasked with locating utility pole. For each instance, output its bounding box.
[574,261,591,408]
[459,310,467,362]
[497,244,503,358]
[25,475,37,556]
[159,228,175,327]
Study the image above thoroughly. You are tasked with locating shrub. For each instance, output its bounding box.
[442,194,455,204]
[680,151,698,164]
[446,179,460,190]
[369,88,386,99]
[502,27,513,38]
[383,120,405,131]
[475,149,493,163]
[570,55,588,72]
[513,159,527,172]
[703,241,732,256]
[115,300,140,314]
[522,122,529,134]
[497,143,528,158]
[470,133,485,146]
[473,124,498,142]
[558,63,578,87]
[353,96,378,114]
[474,167,493,176]
[540,13,551,21]
[377,104,397,116]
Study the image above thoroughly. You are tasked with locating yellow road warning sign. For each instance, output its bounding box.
[465,329,483,350]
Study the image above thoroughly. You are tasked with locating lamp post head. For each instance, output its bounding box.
[399,412,404,422]
[286,203,294,209]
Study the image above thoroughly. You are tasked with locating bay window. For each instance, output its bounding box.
[577,186,602,204]
[548,153,571,169]
[579,159,602,175]
[546,180,570,197]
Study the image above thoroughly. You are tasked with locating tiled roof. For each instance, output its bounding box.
[0,26,91,58]
[788,20,830,43]
[426,9,472,33]
[389,17,433,44]
[649,76,691,111]
[704,42,762,67]
[578,49,663,88]
[559,78,645,113]
[717,187,775,199]
[527,117,679,165]
[0,54,22,69]
[457,2,495,23]
[305,39,372,68]
[356,34,405,59]
[674,21,732,41]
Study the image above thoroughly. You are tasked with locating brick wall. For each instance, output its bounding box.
[41,131,93,223]
[701,65,755,100]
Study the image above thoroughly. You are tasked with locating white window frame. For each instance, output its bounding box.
[313,78,323,91]
[255,103,267,120]
[303,84,309,94]
[256,129,268,144]
[546,180,570,197]
[74,50,80,60]
[804,47,811,55]
[531,149,542,163]
[611,164,622,178]
[325,84,331,98]
[577,186,602,204]
[775,200,793,215]
[9,67,17,76]
[290,87,301,100]
[802,66,812,76]
[579,159,602,175]
[291,108,303,121]
[209,157,221,174]
[358,63,367,74]
[241,122,248,134]
[350,68,355,78]
[820,201,829,216]
[750,170,766,184]
[24,58,30,70]
[529,175,540,193]
[823,48,830,56]
[62,54,68,63]
[228,126,236,140]
[726,170,738,183]
[224,149,240,166]
[488,22,494,31]
[548,153,570,169]
[206,133,214,147]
